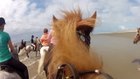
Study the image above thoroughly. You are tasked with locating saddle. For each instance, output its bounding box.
[0,65,15,73]
[0,65,23,79]
[31,44,36,50]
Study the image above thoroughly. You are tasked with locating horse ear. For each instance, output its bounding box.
[77,11,97,27]
[90,11,97,27]
[91,11,97,19]
[53,15,58,22]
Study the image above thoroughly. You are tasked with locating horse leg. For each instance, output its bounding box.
[34,46,38,57]
[26,51,29,58]
[44,67,48,78]
[35,48,38,57]
[18,47,21,53]
[37,45,41,57]
[35,51,37,57]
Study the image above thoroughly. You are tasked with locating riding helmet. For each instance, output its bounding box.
[0,17,6,25]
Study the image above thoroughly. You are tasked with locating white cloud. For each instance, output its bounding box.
[130,6,140,17]
[0,0,140,37]
[119,25,127,30]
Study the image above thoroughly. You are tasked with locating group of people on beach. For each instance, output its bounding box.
[20,25,56,53]
[0,17,56,79]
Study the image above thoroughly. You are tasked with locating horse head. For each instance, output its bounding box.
[37,8,114,79]
[133,28,140,44]
[43,9,107,79]
[52,10,96,48]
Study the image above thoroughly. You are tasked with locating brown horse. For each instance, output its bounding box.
[40,9,112,79]
[18,40,26,53]
[133,28,140,44]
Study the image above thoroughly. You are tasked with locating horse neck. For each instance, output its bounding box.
[53,37,102,71]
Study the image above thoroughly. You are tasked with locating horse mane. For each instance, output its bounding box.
[53,9,96,47]
[50,9,102,71]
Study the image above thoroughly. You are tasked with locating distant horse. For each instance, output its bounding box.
[38,9,113,79]
[18,40,41,58]
[18,40,26,53]
[133,28,140,44]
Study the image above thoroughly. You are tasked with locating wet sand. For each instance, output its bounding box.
[91,32,140,79]
[19,31,140,79]
[19,51,46,79]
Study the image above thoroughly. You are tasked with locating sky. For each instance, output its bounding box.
[0,0,140,42]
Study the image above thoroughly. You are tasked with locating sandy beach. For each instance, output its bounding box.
[18,31,140,79]
[91,32,140,79]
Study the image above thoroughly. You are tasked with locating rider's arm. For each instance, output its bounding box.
[8,40,19,60]
[8,40,16,54]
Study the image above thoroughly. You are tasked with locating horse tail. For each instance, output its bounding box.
[38,46,49,74]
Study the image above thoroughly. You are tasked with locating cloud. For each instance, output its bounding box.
[130,6,140,17]
[119,25,127,30]
[0,0,140,36]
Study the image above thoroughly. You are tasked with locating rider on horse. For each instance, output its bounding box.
[0,17,29,79]
[31,35,36,51]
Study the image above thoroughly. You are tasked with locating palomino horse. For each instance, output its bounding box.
[38,9,113,79]
[18,40,41,58]
[133,28,140,44]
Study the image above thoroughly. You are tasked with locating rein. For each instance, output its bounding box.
[79,69,100,76]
